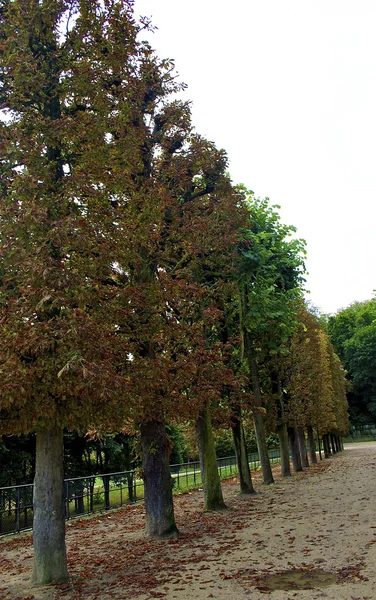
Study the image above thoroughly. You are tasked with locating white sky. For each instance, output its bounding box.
[135,0,376,315]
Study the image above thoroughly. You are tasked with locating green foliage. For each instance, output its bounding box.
[237,193,306,362]
[328,299,376,424]
[212,425,278,457]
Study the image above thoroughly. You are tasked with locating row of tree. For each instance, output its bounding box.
[0,0,348,586]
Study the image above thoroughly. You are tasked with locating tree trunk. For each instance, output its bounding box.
[317,430,323,460]
[322,434,330,458]
[288,426,303,472]
[297,426,309,467]
[240,293,273,485]
[277,423,291,477]
[307,425,318,464]
[330,433,337,454]
[196,408,226,511]
[274,379,291,477]
[140,419,178,538]
[32,427,69,584]
[232,418,256,494]
[249,356,274,484]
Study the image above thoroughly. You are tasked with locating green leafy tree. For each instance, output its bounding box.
[235,193,306,479]
[328,299,376,424]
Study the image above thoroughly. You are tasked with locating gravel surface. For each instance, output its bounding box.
[1,441,375,600]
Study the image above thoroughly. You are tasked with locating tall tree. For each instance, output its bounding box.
[0,0,187,581]
[284,304,348,463]
[235,194,306,481]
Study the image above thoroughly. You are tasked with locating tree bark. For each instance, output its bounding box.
[196,408,226,511]
[240,290,273,485]
[32,427,69,584]
[297,426,309,467]
[322,434,330,458]
[307,425,318,464]
[330,433,337,454]
[232,418,256,494]
[317,430,323,460]
[277,423,292,477]
[274,378,291,477]
[249,356,274,484]
[288,426,303,472]
[140,419,178,538]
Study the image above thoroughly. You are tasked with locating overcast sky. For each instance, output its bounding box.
[135,0,376,315]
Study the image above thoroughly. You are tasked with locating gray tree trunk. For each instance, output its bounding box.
[32,427,69,584]
[196,408,226,511]
[140,419,178,538]
[307,425,318,464]
[277,423,291,477]
[288,426,303,472]
[297,426,309,467]
[232,419,256,494]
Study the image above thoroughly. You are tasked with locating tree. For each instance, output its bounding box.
[283,304,348,465]
[235,194,306,479]
[328,299,376,424]
[0,0,175,582]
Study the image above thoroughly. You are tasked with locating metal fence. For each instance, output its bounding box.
[0,447,281,537]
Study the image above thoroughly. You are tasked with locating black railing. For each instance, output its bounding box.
[0,447,282,537]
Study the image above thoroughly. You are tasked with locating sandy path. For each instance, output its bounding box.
[0,441,375,600]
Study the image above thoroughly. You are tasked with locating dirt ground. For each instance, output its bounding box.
[1,441,376,600]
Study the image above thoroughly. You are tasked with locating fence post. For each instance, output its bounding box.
[65,481,70,519]
[103,475,110,510]
[15,487,20,533]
